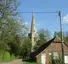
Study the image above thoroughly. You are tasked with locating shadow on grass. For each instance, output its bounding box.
[22,59,37,64]
[22,52,37,63]
[22,58,36,62]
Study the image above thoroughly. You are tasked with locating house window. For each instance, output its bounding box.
[64,55,68,64]
[53,52,58,60]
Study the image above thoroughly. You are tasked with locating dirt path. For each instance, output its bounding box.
[0,59,23,64]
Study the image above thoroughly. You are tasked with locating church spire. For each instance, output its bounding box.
[31,10,37,52]
[31,10,36,33]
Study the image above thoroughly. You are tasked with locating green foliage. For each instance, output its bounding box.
[64,36,68,43]
[54,31,68,44]
[0,0,31,62]
[49,54,62,64]
[54,32,61,38]
[20,37,31,59]
[0,0,28,61]
[64,32,68,43]
[28,33,31,39]
[38,29,51,40]
[0,0,21,51]
[0,18,23,56]
[0,50,15,62]
[34,29,51,50]
[54,31,65,40]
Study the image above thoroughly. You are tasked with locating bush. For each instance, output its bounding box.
[0,50,15,62]
[49,54,62,64]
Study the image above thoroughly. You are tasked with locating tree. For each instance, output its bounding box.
[34,29,51,50]
[0,0,22,60]
[0,0,20,19]
[64,32,68,43]
[0,0,20,51]
[8,35,21,56]
[49,54,62,64]
[54,31,68,44]
[38,29,51,40]
[0,0,29,57]
[54,31,64,38]
[0,0,32,60]
[20,37,31,59]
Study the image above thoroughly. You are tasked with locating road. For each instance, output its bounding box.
[0,59,23,64]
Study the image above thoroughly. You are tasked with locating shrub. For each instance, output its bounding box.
[0,50,15,62]
[49,54,62,64]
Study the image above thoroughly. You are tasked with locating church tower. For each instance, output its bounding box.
[31,11,37,52]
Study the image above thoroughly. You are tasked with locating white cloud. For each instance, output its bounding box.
[63,14,68,24]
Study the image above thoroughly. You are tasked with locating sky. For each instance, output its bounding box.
[17,0,68,35]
